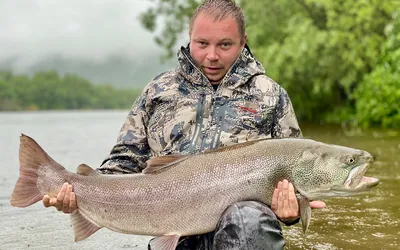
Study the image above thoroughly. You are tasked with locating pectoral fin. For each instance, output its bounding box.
[70,210,101,242]
[298,196,312,234]
[148,234,181,250]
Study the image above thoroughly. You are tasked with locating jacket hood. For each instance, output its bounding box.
[177,44,265,89]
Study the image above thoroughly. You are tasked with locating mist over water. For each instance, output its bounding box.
[0,0,179,87]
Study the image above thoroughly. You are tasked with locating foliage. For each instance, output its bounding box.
[139,0,200,60]
[353,10,400,128]
[0,70,141,111]
[139,0,400,128]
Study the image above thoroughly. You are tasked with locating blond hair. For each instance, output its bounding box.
[190,0,246,42]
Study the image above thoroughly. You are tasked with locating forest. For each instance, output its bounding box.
[140,0,400,128]
[0,70,140,111]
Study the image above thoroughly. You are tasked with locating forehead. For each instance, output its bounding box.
[191,13,240,40]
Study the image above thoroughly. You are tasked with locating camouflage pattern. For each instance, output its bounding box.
[98,44,302,174]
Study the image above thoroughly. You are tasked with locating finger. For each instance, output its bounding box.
[69,192,77,213]
[277,191,284,217]
[310,200,326,209]
[56,183,68,211]
[44,195,58,208]
[271,188,280,211]
[43,195,51,207]
[288,182,299,217]
[49,198,58,206]
[277,180,284,190]
[62,184,73,213]
[281,180,289,201]
[281,182,290,215]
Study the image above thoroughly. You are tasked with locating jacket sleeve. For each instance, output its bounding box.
[96,89,151,174]
[272,87,303,138]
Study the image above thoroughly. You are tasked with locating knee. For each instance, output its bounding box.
[213,201,285,250]
[221,201,280,226]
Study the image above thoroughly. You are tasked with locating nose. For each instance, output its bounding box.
[206,46,219,61]
[363,151,374,163]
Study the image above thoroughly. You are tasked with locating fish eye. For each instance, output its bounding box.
[347,157,355,164]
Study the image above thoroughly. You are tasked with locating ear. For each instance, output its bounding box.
[241,34,247,48]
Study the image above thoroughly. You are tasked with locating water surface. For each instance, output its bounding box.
[0,111,398,249]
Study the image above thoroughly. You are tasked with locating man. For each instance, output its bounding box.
[44,0,325,249]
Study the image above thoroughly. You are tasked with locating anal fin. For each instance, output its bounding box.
[149,234,181,250]
[70,210,101,242]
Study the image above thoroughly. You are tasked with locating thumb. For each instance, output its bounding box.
[310,200,326,209]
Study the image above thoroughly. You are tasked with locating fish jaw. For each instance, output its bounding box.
[300,162,380,200]
[343,162,380,190]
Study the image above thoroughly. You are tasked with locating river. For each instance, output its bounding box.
[0,110,398,249]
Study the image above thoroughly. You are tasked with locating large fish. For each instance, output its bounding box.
[10,134,379,250]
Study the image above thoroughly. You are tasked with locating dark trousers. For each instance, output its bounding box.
[149,201,285,250]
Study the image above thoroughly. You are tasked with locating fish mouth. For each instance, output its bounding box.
[343,162,379,191]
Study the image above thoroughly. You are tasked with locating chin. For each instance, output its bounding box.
[207,76,223,83]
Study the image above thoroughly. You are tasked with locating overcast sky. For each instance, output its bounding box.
[0,0,178,69]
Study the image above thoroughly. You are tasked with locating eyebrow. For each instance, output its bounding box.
[193,38,235,43]
[219,38,234,42]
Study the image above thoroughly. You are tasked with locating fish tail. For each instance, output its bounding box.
[10,134,65,207]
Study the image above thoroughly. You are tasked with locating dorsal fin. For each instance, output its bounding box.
[77,164,98,176]
[143,155,189,174]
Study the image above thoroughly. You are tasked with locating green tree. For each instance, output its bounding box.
[0,79,17,110]
[0,70,141,111]
[353,10,400,128]
[139,0,400,127]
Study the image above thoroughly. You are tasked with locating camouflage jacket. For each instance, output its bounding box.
[98,45,302,174]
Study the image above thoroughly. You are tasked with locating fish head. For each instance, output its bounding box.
[292,142,379,200]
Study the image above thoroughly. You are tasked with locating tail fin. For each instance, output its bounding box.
[10,134,65,207]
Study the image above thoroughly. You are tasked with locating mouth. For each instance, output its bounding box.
[343,163,380,190]
[203,67,222,74]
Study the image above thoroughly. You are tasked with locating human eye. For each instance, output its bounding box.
[197,41,208,48]
[220,42,232,49]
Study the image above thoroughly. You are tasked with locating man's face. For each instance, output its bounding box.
[189,13,246,84]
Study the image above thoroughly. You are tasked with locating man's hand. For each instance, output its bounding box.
[271,179,326,222]
[43,182,77,214]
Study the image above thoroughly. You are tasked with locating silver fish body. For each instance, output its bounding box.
[10,135,379,249]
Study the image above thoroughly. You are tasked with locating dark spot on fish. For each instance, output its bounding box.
[247,180,251,185]
[320,152,328,159]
